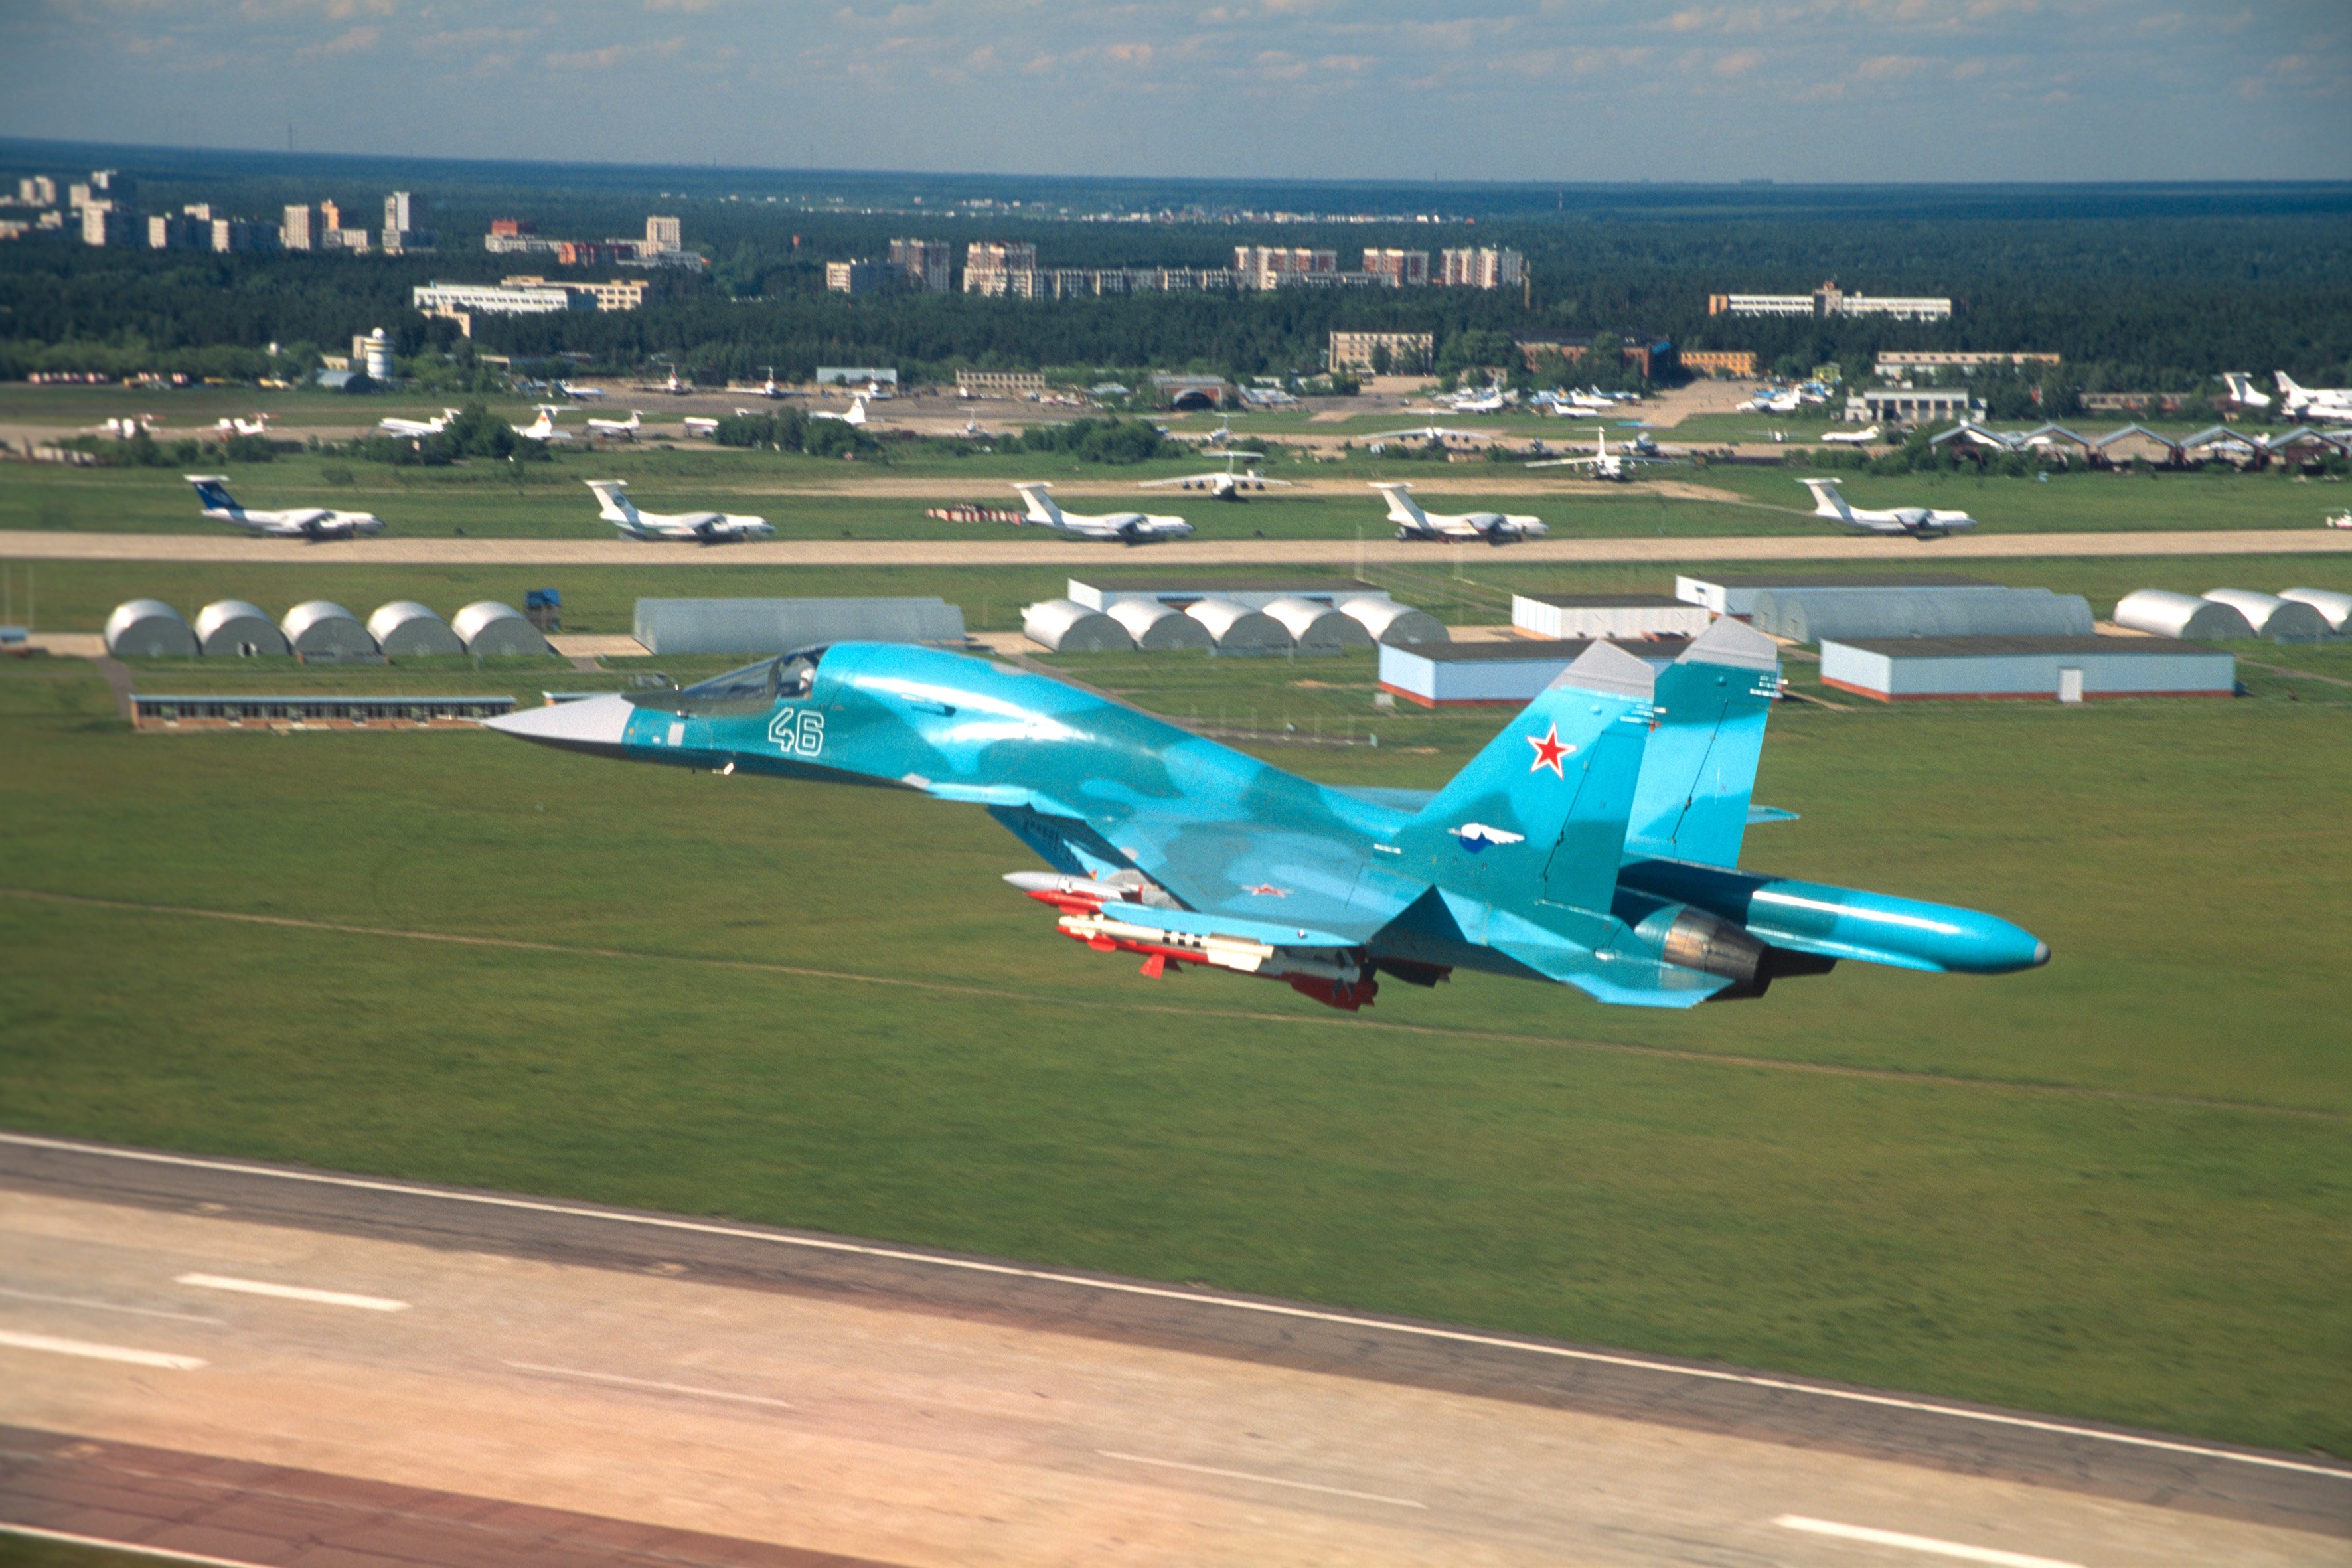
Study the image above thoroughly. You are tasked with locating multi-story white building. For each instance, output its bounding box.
[1234,245,1338,289]
[826,259,884,295]
[1361,248,1431,286]
[412,279,595,322]
[19,176,57,207]
[1328,330,1435,374]
[1710,281,1953,321]
[888,238,951,293]
[1439,246,1524,289]
[281,205,313,251]
[644,215,682,254]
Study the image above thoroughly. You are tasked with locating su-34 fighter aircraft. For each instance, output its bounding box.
[587,479,773,542]
[485,622,2047,1012]
[184,474,384,540]
[1373,481,1547,543]
[1010,482,1192,543]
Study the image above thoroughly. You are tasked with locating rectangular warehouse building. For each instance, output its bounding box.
[634,598,965,655]
[1818,637,2236,702]
[1675,572,1994,617]
[1381,638,1693,707]
[1512,593,1712,641]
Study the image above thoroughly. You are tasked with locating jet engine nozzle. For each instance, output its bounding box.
[1647,905,1768,989]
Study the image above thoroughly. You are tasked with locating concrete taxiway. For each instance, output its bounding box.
[0,526,2344,568]
[0,1134,2343,1567]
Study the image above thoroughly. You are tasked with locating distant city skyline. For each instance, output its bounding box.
[3,1,2344,185]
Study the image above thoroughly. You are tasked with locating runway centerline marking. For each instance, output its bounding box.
[0,1285,224,1324]
[1775,1515,2083,1567]
[503,1358,795,1409]
[0,1327,205,1370]
[0,1523,271,1567]
[175,1273,408,1312]
[5,1131,2345,1484]
[1097,1449,1426,1509]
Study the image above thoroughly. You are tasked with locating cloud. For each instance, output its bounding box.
[297,23,377,55]
[1856,52,1928,78]
[547,35,685,70]
[1713,47,1764,76]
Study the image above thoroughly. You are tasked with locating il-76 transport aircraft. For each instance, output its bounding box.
[1798,477,1978,538]
[587,480,773,543]
[2275,372,2352,422]
[1010,482,1192,542]
[1373,482,1547,543]
[485,621,2047,1012]
[184,475,384,540]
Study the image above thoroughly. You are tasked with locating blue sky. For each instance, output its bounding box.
[4,0,2345,182]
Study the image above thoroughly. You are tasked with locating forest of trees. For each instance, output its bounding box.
[2,151,2345,395]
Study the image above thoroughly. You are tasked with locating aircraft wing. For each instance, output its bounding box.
[1139,473,1220,488]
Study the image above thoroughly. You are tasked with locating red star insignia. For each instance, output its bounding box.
[1527,724,1573,777]
[1243,883,1289,898]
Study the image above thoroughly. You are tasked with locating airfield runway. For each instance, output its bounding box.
[0,1135,2343,1567]
[0,527,2345,568]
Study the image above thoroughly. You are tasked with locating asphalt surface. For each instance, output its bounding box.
[0,527,2344,566]
[0,1129,2342,1567]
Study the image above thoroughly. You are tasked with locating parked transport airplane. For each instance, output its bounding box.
[1140,450,1294,501]
[511,406,568,442]
[2276,372,2352,422]
[1527,429,1670,481]
[377,408,461,438]
[1798,477,1977,538]
[184,474,384,540]
[1010,482,1192,542]
[483,623,2047,1013]
[585,409,643,440]
[214,413,272,437]
[1820,424,1881,445]
[558,380,606,400]
[2221,373,2272,411]
[587,479,772,543]
[1373,482,1546,543]
[811,396,869,426]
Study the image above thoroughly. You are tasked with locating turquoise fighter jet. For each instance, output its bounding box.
[484,619,2047,1011]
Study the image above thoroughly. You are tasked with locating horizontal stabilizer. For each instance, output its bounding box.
[1746,805,1799,826]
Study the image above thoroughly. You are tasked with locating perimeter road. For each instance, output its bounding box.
[0,528,2345,567]
[0,1130,2343,1544]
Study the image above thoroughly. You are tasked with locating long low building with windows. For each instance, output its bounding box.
[132,694,518,730]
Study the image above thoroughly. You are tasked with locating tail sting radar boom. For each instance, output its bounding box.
[485,621,2047,1014]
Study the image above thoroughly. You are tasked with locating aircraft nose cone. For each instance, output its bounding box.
[2031,940,2051,968]
[485,692,633,754]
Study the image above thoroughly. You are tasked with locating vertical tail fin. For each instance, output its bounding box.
[1798,477,1853,520]
[586,480,639,526]
[1389,640,1656,916]
[184,475,240,516]
[1370,482,1427,527]
[1012,483,1062,524]
[1627,617,1781,866]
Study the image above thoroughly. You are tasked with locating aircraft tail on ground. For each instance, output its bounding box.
[2275,372,2306,399]
[586,480,641,527]
[1626,617,1782,866]
[1370,482,1429,529]
[1012,483,1063,525]
[184,475,242,516]
[1391,640,1656,916]
[1798,477,1855,520]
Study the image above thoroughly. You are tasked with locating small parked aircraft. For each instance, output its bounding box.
[377,408,462,439]
[1372,482,1546,544]
[184,474,383,540]
[214,413,272,437]
[1010,482,1192,543]
[1820,424,1881,445]
[511,406,569,443]
[585,409,643,440]
[1140,450,1294,501]
[587,480,773,543]
[1797,477,1978,538]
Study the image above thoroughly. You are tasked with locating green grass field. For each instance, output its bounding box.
[3,438,2342,540]
[1,641,2345,1456]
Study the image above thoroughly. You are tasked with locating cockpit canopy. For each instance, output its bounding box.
[627,647,825,715]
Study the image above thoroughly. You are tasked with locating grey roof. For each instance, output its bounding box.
[1826,636,2227,658]
[1694,573,1994,589]
[1405,637,1693,664]
[1521,593,1690,609]
[1075,577,1382,595]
